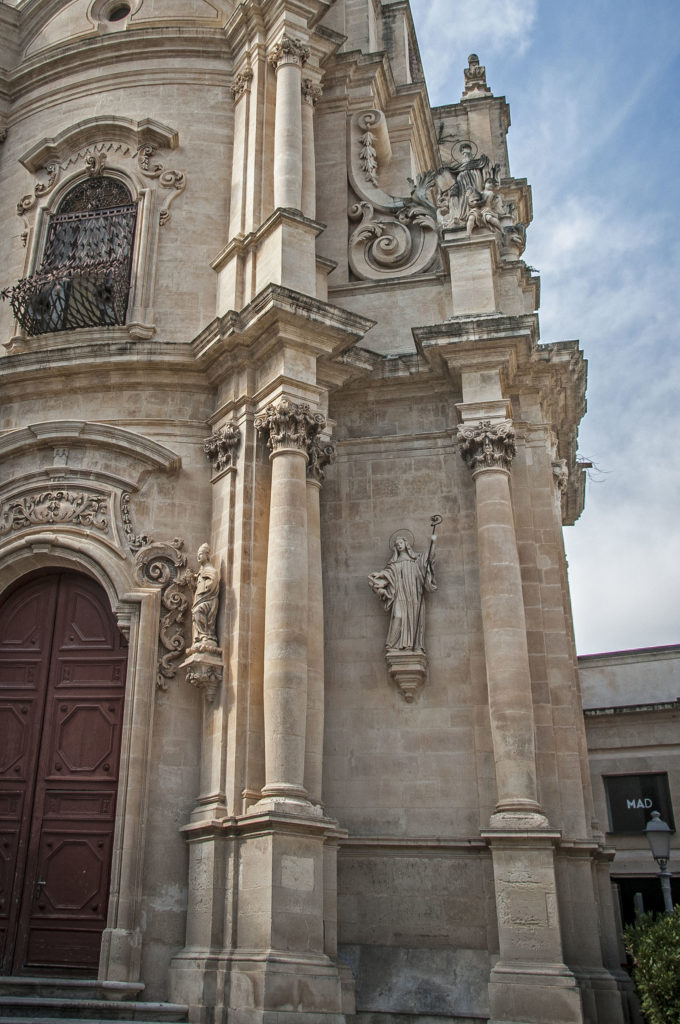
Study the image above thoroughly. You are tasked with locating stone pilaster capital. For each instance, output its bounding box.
[302,79,323,106]
[268,37,310,72]
[457,419,516,473]
[203,423,241,474]
[230,66,254,100]
[306,437,335,484]
[255,398,325,456]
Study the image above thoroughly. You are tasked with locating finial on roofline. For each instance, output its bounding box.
[463,53,492,98]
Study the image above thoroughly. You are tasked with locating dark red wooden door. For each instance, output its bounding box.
[0,572,127,974]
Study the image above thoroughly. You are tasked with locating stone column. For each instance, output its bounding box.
[458,418,542,818]
[304,438,335,805]
[269,37,309,212]
[255,398,325,804]
[301,79,322,220]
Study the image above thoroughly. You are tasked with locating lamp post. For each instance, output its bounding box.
[644,810,674,913]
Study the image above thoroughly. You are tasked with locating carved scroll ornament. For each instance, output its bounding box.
[457,420,517,473]
[307,437,335,484]
[347,110,439,281]
[0,490,108,535]
[134,538,192,689]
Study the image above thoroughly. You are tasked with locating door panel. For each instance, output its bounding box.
[0,572,127,974]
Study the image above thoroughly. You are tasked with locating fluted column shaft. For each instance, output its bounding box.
[459,420,541,815]
[269,38,309,211]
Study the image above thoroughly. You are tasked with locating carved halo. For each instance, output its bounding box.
[449,139,479,162]
[388,528,415,553]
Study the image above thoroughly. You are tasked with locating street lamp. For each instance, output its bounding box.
[644,810,674,913]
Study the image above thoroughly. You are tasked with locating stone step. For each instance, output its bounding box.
[0,982,144,1003]
[0,999,188,1022]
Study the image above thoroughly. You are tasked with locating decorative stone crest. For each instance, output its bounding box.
[268,37,310,71]
[135,145,186,224]
[134,538,192,690]
[120,491,151,552]
[457,420,517,472]
[0,490,108,535]
[302,79,323,106]
[255,399,326,454]
[203,423,241,474]
[307,438,335,484]
[231,67,254,100]
[462,53,492,98]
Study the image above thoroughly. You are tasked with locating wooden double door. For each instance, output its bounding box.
[0,571,128,974]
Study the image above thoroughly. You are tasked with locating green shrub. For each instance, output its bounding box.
[625,906,680,1024]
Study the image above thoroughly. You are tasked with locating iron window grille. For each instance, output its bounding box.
[6,177,137,337]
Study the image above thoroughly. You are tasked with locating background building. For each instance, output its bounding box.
[0,2,666,1023]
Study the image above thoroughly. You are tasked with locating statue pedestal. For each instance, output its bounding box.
[385,649,427,703]
[182,646,223,704]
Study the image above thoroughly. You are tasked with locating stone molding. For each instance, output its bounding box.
[268,37,310,71]
[203,423,241,475]
[133,538,193,690]
[385,649,428,703]
[230,67,253,101]
[458,419,517,472]
[255,398,326,456]
[182,650,223,705]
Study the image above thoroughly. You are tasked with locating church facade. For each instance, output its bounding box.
[0,1,635,1022]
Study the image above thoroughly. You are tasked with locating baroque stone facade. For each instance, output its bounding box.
[0,3,637,1024]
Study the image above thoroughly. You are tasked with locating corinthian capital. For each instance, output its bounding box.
[457,419,516,472]
[230,67,254,100]
[255,399,326,455]
[268,37,310,71]
[307,437,335,484]
[302,79,323,106]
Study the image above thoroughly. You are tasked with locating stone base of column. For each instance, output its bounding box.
[570,967,633,1024]
[224,952,346,1024]
[488,962,584,1024]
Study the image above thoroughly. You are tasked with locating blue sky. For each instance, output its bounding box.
[410,0,680,654]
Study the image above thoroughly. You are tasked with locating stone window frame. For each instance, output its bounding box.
[12,116,185,346]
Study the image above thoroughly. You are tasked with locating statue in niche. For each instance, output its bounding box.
[190,543,220,650]
[368,531,437,652]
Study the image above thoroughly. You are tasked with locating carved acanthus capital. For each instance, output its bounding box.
[552,458,569,495]
[203,423,241,474]
[268,37,310,71]
[462,53,492,98]
[302,79,323,106]
[307,437,335,484]
[255,399,325,455]
[457,420,517,473]
[231,67,254,100]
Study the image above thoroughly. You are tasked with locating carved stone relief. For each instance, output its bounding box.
[268,37,310,71]
[0,489,109,535]
[347,110,439,281]
[134,538,193,690]
[458,420,517,472]
[231,67,254,101]
[120,491,151,552]
[302,79,323,107]
[203,423,241,475]
[307,437,335,484]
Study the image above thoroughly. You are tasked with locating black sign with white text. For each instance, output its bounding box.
[604,773,675,834]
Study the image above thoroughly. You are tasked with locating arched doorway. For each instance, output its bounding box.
[0,571,128,975]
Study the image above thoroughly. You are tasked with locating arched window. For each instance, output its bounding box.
[11,176,137,336]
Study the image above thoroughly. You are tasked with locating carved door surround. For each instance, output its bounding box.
[0,419,183,981]
[10,116,185,347]
[0,571,128,974]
